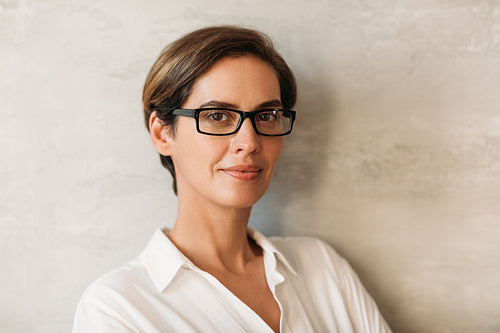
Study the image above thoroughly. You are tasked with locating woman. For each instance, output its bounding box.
[73,26,391,333]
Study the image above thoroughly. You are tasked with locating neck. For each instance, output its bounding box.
[168,193,257,274]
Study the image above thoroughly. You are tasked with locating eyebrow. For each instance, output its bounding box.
[198,99,283,110]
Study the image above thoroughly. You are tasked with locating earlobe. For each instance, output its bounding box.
[149,112,172,156]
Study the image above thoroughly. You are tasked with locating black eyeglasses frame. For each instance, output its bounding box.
[169,108,296,136]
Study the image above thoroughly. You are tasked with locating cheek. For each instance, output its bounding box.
[272,138,284,155]
[173,120,218,162]
[265,139,284,165]
[181,135,228,173]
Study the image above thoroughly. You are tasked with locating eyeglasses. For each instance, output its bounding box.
[171,108,296,136]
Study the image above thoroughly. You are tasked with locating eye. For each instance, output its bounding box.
[257,111,278,122]
[207,112,228,121]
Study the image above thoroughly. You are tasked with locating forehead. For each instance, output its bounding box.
[183,55,281,109]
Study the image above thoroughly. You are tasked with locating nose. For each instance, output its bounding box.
[230,118,261,154]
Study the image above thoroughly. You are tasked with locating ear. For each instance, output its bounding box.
[149,112,173,156]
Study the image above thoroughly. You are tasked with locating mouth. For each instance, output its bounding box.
[221,165,263,181]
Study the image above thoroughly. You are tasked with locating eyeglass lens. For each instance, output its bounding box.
[198,109,291,135]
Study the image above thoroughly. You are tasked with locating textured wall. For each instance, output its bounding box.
[2,0,500,332]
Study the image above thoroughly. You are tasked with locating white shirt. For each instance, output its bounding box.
[73,228,391,333]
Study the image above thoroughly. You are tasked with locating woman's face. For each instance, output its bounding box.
[167,55,284,209]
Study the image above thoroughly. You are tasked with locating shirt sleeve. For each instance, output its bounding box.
[323,243,393,333]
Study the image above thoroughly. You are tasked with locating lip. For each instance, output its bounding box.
[221,164,263,181]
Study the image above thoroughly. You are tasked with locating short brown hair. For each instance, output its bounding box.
[142,25,297,195]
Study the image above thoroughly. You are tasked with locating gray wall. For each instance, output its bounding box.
[2,1,499,332]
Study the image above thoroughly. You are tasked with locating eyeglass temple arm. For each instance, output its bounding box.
[171,109,197,118]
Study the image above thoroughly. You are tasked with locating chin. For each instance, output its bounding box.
[216,188,268,209]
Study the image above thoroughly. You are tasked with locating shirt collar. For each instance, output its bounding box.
[140,227,297,293]
[247,228,298,276]
[139,228,194,293]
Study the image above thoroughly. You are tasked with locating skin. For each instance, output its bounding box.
[149,55,285,332]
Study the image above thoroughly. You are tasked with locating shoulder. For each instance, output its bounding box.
[268,236,393,332]
[73,258,152,332]
[78,257,153,306]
